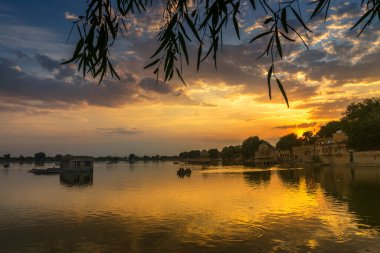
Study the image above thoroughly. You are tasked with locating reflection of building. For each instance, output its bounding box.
[60,172,93,187]
[254,144,277,166]
[60,155,94,172]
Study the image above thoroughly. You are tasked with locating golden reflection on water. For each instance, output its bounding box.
[1,163,380,252]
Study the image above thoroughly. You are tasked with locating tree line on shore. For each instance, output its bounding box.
[178,134,312,163]
[179,97,380,162]
[0,153,178,164]
[2,98,378,164]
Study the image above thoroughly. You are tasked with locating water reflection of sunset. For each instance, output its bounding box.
[1,164,380,252]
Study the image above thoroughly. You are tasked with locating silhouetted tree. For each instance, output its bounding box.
[220,145,241,161]
[208,149,219,160]
[302,131,317,144]
[152,155,160,161]
[188,150,201,159]
[341,97,380,150]
[276,133,302,150]
[179,151,190,159]
[317,121,343,138]
[55,154,63,161]
[128,153,138,161]
[34,152,46,162]
[241,136,261,159]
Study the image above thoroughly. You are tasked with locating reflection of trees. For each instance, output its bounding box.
[277,168,319,193]
[277,170,301,188]
[303,167,320,194]
[304,166,380,230]
[312,167,351,201]
[348,182,380,229]
[276,166,380,229]
[60,172,93,187]
[243,170,271,186]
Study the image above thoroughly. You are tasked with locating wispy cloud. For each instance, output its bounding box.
[64,12,78,21]
[96,127,142,135]
[273,122,318,129]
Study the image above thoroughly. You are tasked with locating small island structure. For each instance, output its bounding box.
[60,155,94,172]
[29,155,94,175]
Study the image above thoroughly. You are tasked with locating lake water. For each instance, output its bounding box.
[1,162,380,252]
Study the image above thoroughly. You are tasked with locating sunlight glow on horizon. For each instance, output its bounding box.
[0,0,380,155]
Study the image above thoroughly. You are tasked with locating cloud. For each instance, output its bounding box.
[2,2,380,117]
[273,122,318,129]
[0,24,64,55]
[0,57,140,110]
[64,12,78,21]
[11,65,21,72]
[13,49,29,59]
[35,54,60,71]
[295,98,359,120]
[137,77,199,105]
[201,102,218,107]
[96,127,142,135]
[139,78,173,94]
[0,55,201,112]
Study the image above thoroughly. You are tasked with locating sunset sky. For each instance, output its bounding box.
[0,0,379,156]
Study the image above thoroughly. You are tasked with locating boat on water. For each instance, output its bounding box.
[29,167,61,175]
[29,155,94,175]
[3,163,10,168]
[177,167,191,176]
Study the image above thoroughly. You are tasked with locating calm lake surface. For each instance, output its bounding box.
[1,162,380,253]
